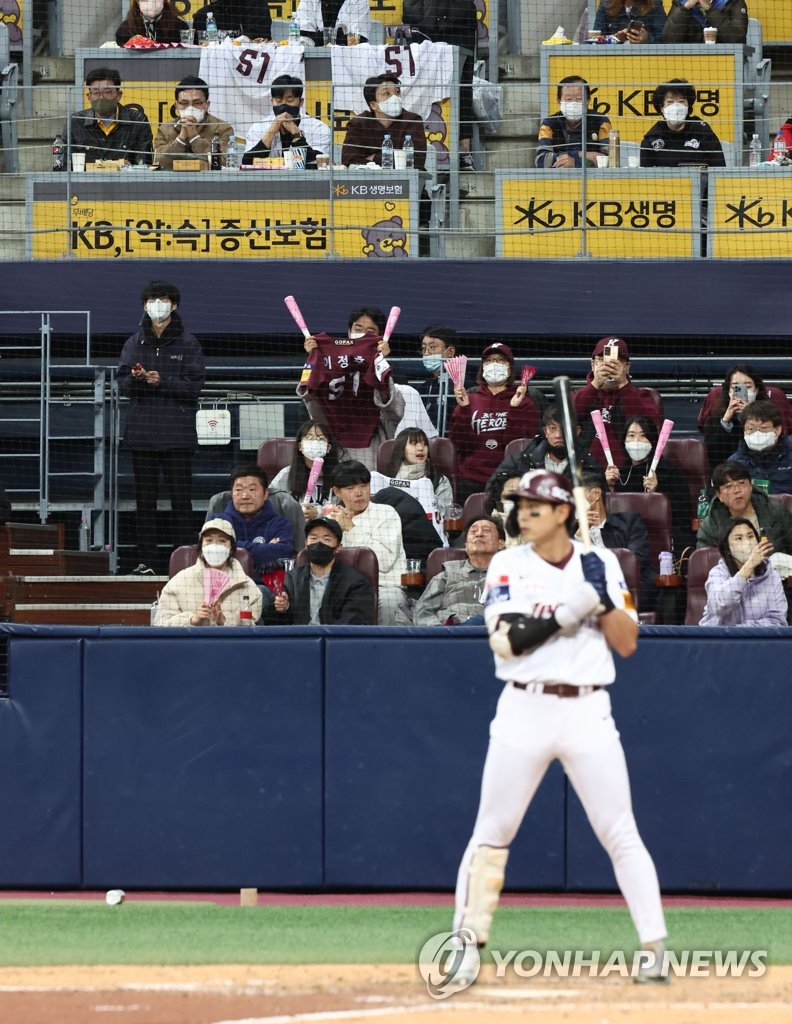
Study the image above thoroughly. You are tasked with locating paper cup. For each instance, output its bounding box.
[596,154,609,168]
[703,26,717,44]
[71,152,86,172]
[290,146,307,169]
[393,149,407,170]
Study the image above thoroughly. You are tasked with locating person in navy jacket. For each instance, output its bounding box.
[217,465,295,581]
[729,400,792,495]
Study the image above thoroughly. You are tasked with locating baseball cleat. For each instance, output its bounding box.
[634,941,670,984]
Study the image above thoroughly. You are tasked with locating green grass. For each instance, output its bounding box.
[0,904,790,966]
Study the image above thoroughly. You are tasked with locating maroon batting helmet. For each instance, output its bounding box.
[513,469,574,505]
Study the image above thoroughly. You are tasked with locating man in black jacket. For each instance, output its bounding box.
[487,404,599,489]
[266,517,375,625]
[580,470,655,612]
[64,67,153,166]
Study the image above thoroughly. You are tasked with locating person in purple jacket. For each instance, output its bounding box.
[216,465,295,586]
[700,518,787,626]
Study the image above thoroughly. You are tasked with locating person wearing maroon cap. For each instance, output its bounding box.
[573,337,661,469]
[448,343,540,505]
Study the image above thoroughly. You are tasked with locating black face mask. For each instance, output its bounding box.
[546,442,567,458]
[306,541,336,566]
[273,103,301,124]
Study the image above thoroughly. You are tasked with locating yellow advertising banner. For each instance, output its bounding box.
[709,172,792,259]
[544,50,739,145]
[745,1,792,44]
[497,172,698,259]
[30,175,415,260]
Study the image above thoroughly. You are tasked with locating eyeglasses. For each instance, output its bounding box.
[87,88,119,98]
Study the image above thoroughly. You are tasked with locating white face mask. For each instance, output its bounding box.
[560,101,583,122]
[180,105,206,123]
[482,362,510,385]
[625,440,652,462]
[202,543,231,567]
[663,102,688,126]
[744,430,777,453]
[348,330,367,340]
[729,540,756,564]
[378,94,403,118]
[302,439,329,460]
[138,0,164,17]
[145,299,171,323]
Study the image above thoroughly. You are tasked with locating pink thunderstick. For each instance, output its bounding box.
[649,419,674,475]
[284,295,311,339]
[590,409,614,466]
[383,306,401,343]
[304,457,325,504]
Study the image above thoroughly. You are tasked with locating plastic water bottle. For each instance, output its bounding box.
[403,134,414,169]
[608,129,620,168]
[289,13,301,44]
[697,488,710,521]
[205,10,219,43]
[381,133,394,169]
[239,595,254,626]
[226,136,239,170]
[749,133,762,166]
[658,551,674,577]
[774,130,787,164]
[52,133,65,171]
[210,133,221,170]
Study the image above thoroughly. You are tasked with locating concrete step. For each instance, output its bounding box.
[20,109,65,141]
[498,55,540,81]
[459,170,495,200]
[485,138,538,171]
[501,82,542,117]
[19,140,54,172]
[0,173,26,201]
[32,86,70,120]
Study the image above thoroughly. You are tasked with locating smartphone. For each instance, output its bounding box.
[733,383,749,401]
[628,19,645,30]
[605,341,620,360]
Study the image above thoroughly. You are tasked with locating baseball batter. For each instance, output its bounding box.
[451,469,667,984]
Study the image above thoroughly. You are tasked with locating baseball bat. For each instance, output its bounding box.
[383,305,401,343]
[553,375,592,552]
[284,295,311,339]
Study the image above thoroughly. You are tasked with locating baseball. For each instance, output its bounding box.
[105,889,126,906]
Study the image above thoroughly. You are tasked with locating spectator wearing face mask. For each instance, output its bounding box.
[242,75,331,168]
[448,343,540,506]
[605,415,696,554]
[415,324,458,427]
[640,78,725,168]
[154,75,234,171]
[728,401,792,495]
[663,0,749,45]
[268,420,349,520]
[341,73,427,169]
[536,75,612,169]
[698,364,792,470]
[699,518,786,627]
[64,67,153,166]
[116,0,189,45]
[487,404,600,488]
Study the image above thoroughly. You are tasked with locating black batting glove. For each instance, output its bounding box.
[580,552,615,614]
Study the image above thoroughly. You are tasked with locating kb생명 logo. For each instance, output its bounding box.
[417,928,480,999]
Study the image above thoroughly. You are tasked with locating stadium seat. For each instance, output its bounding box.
[609,546,642,616]
[425,546,467,583]
[503,437,531,461]
[685,547,721,625]
[375,437,457,498]
[296,544,379,620]
[605,491,672,566]
[462,492,488,527]
[258,438,296,481]
[662,437,710,512]
[206,489,304,551]
[168,545,254,579]
[769,493,792,515]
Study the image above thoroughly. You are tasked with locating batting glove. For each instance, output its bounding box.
[554,582,601,629]
[580,552,615,614]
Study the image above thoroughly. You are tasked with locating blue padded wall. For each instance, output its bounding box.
[565,631,792,893]
[323,630,566,890]
[0,636,83,886]
[81,631,324,888]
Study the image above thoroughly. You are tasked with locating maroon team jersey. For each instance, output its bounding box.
[300,333,390,447]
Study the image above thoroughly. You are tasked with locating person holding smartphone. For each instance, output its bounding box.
[592,0,667,43]
[663,0,749,45]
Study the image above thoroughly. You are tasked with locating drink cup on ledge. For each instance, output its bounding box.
[401,558,425,587]
[444,504,464,533]
[703,26,718,44]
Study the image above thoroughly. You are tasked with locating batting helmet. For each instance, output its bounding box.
[514,470,574,505]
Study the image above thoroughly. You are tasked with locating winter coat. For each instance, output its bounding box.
[592,1,667,42]
[118,312,205,450]
[157,558,264,626]
[729,436,792,495]
[371,486,441,566]
[488,436,600,489]
[263,560,375,625]
[218,500,295,575]
[663,0,748,44]
[65,104,153,165]
[696,489,792,554]
[599,510,655,611]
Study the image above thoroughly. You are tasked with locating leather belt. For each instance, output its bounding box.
[511,681,604,699]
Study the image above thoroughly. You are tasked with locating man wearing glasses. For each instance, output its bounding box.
[64,67,153,166]
[154,75,234,170]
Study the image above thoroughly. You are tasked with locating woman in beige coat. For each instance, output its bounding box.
[157,518,263,626]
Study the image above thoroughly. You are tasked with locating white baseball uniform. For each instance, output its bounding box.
[454,540,666,945]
